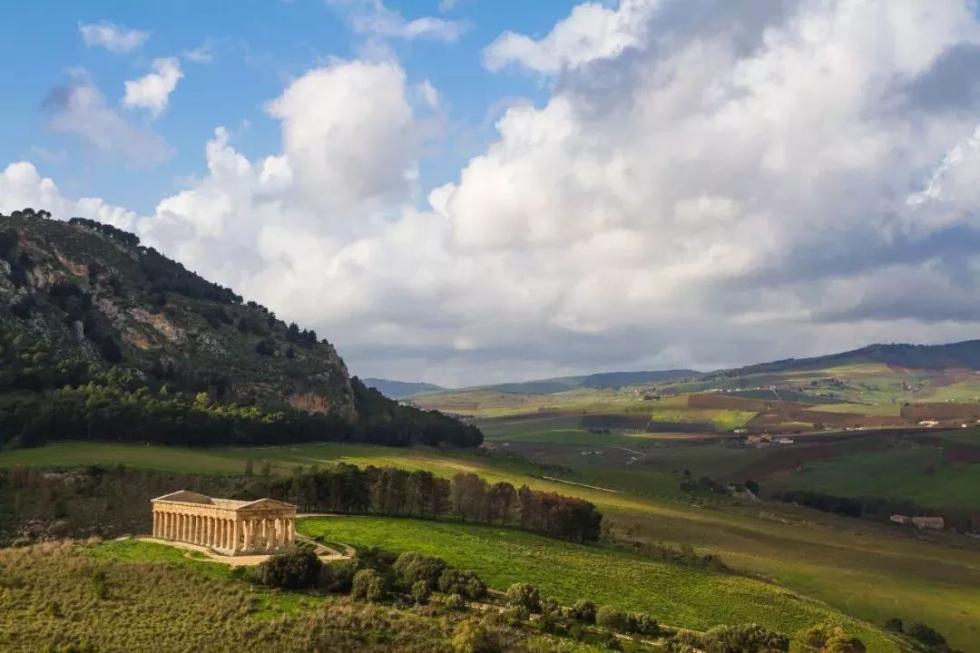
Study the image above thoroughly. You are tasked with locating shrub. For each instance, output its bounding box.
[795,624,865,653]
[541,596,561,617]
[318,559,357,593]
[883,618,903,633]
[571,599,596,624]
[393,551,446,591]
[702,623,789,653]
[596,605,629,632]
[452,618,513,653]
[259,547,322,590]
[505,582,541,613]
[410,580,431,605]
[824,633,867,653]
[627,612,659,636]
[906,623,947,649]
[351,568,386,602]
[438,568,487,600]
[444,593,467,611]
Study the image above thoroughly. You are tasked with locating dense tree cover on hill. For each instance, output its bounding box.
[1,209,483,449]
[271,464,602,542]
[775,490,979,534]
[0,322,480,449]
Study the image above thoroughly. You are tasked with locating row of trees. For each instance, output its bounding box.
[269,464,602,542]
[775,489,979,534]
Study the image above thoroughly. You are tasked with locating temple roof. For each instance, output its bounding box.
[151,490,296,512]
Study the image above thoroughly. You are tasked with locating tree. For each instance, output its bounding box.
[410,580,430,605]
[351,568,386,602]
[258,547,322,589]
[392,551,446,591]
[505,583,541,613]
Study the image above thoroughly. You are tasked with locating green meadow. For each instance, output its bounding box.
[300,516,895,651]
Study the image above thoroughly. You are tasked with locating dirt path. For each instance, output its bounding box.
[135,536,350,566]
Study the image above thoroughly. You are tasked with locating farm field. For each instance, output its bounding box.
[764,446,980,511]
[299,516,896,651]
[3,439,979,649]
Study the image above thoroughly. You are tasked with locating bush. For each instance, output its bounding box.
[452,618,513,653]
[505,582,541,613]
[883,618,903,633]
[259,547,322,590]
[824,633,867,653]
[444,593,467,611]
[318,559,357,593]
[393,551,446,591]
[571,599,596,624]
[438,568,487,600]
[596,605,629,632]
[906,623,947,649]
[795,624,865,653]
[351,568,386,602]
[627,612,659,636]
[701,623,789,653]
[410,580,431,605]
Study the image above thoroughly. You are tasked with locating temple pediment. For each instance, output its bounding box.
[152,490,214,505]
[236,498,297,512]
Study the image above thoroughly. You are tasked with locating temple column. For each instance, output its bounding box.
[208,517,215,547]
[287,518,294,545]
[221,519,228,550]
[152,511,159,537]
[166,512,173,539]
[182,514,188,542]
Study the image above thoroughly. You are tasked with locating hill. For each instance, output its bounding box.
[476,369,700,395]
[362,378,445,399]
[708,339,980,379]
[0,209,480,448]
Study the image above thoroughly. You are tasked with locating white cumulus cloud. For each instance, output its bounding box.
[79,21,149,54]
[123,57,184,117]
[12,1,980,385]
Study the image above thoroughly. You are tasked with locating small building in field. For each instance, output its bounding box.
[151,490,297,556]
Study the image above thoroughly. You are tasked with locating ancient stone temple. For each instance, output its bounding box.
[151,490,297,556]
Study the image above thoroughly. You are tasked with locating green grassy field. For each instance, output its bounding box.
[764,446,980,511]
[300,516,894,650]
[3,439,979,650]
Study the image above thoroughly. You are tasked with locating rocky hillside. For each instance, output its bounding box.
[0,209,481,448]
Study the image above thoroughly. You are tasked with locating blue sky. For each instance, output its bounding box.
[2,1,980,386]
[0,0,565,213]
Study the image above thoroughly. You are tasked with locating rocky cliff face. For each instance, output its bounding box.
[0,211,357,422]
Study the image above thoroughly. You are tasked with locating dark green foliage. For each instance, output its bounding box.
[443,593,467,611]
[883,617,903,633]
[254,339,276,356]
[505,583,541,613]
[393,551,447,591]
[437,569,486,600]
[692,623,789,652]
[318,559,357,593]
[571,599,596,624]
[410,580,430,605]
[451,618,518,652]
[351,568,386,602]
[596,605,629,632]
[69,217,139,247]
[906,622,948,649]
[138,246,241,305]
[259,546,322,589]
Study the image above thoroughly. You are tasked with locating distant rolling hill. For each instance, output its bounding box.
[708,339,980,379]
[362,378,445,399]
[482,369,701,395]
